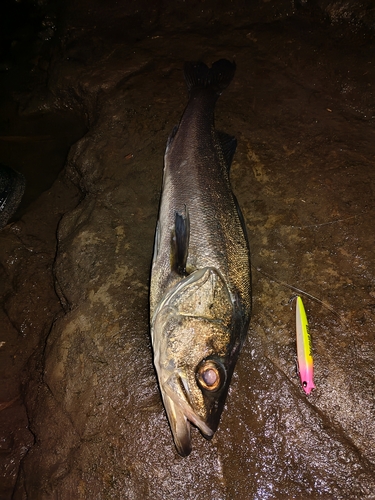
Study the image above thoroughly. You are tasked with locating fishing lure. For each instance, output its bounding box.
[295,296,315,394]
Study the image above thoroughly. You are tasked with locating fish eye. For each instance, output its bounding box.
[196,359,226,392]
[303,381,307,387]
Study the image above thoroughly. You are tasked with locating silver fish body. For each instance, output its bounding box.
[150,60,251,456]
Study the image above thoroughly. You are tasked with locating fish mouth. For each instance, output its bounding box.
[161,373,214,457]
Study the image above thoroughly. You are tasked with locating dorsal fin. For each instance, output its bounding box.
[171,207,190,275]
[165,125,179,153]
[217,131,237,172]
[233,193,249,243]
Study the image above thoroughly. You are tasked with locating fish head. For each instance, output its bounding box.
[151,267,242,456]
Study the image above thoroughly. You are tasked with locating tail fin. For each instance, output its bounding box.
[184,59,236,96]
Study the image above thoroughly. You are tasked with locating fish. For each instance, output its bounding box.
[150,59,252,456]
[295,296,315,395]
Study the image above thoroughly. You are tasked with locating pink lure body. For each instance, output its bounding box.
[296,296,315,394]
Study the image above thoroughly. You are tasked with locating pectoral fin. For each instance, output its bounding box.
[171,207,190,275]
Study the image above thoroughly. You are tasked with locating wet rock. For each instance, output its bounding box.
[316,0,375,30]
[0,173,81,497]
[1,1,375,499]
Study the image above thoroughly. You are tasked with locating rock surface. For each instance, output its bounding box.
[1,1,375,498]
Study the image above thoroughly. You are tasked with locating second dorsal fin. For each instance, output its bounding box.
[217,131,237,172]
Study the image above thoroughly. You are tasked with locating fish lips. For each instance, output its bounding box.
[161,371,215,457]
